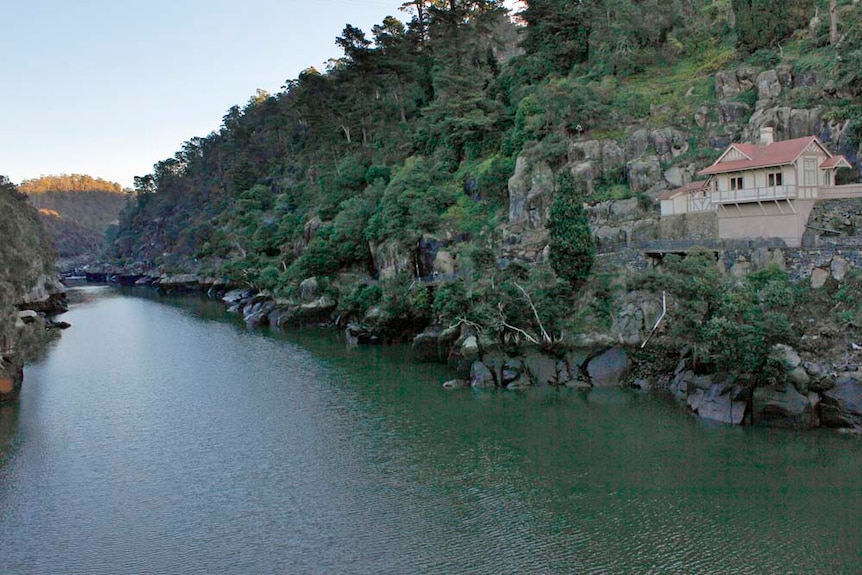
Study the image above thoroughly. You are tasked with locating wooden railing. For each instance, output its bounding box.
[818,184,862,200]
[713,185,795,204]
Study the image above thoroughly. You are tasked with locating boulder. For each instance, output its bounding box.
[508,156,554,227]
[461,335,480,361]
[820,374,862,429]
[223,289,253,305]
[756,69,782,100]
[715,65,761,100]
[501,359,531,389]
[787,367,811,394]
[717,101,751,126]
[652,128,690,161]
[804,362,824,379]
[470,361,496,389]
[831,256,850,282]
[752,386,815,429]
[244,300,274,328]
[413,326,445,363]
[294,296,336,325]
[771,344,802,369]
[299,277,321,303]
[694,384,747,425]
[586,347,632,387]
[442,379,469,390]
[810,267,829,289]
[17,310,39,324]
[523,354,557,387]
[626,157,663,193]
[609,198,643,221]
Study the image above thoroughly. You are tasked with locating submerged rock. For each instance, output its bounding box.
[442,379,469,390]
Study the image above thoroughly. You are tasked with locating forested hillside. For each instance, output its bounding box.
[21,175,127,262]
[109,0,862,340]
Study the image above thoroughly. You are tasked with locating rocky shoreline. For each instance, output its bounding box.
[1,283,69,403]
[80,268,862,435]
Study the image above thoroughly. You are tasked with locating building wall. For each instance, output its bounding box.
[659,212,718,240]
[716,200,815,248]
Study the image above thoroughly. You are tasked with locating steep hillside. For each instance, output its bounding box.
[0,176,65,401]
[21,175,127,264]
[108,0,862,341]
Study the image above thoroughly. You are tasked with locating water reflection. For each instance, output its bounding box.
[1,286,860,574]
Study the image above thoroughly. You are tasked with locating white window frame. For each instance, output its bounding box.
[768,171,783,187]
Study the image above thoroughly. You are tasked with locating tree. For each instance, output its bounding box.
[732,0,813,51]
[547,172,593,287]
[830,0,839,45]
[519,0,594,75]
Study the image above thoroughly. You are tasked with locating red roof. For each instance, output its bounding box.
[698,136,849,175]
[820,156,852,169]
[657,180,707,200]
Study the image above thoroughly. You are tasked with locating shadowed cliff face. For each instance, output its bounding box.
[0,177,63,401]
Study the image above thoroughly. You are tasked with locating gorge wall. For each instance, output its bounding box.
[0,179,66,401]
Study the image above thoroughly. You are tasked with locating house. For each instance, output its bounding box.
[658,180,709,217]
[660,127,860,247]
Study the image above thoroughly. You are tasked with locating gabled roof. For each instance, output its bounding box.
[820,156,852,169]
[656,180,707,200]
[698,136,849,176]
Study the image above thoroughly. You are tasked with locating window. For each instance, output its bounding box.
[730,176,743,190]
[826,172,832,185]
[768,172,783,187]
[804,158,817,186]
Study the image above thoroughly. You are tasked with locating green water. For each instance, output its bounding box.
[0,286,860,574]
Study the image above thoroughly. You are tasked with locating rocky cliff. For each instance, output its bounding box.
[0,179,66,401]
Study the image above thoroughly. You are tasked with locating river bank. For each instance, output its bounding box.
[81,266,862,435]
[0,180,68,402]
[8,286,862,573]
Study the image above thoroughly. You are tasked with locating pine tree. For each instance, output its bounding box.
[547,172,593,287]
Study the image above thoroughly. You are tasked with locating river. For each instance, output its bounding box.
[0,286,860,574]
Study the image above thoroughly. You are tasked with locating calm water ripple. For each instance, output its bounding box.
[0,286,860,574]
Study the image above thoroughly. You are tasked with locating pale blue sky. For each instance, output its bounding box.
[3,0,474,188]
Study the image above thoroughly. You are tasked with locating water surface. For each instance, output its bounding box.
[1,286,860,574]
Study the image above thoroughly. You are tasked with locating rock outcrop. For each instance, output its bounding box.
[0,182,67,402]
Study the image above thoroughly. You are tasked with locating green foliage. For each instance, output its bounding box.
[519,0,592,75]
[638,253,796,383]
[547,172,594,287]
[475,155,515,203]
[732,0,813,52]
[368,155,458,243]
[376,273,432,338]
[105,0,841,343]
[292,190,377,279]
[834,269,862,328]
[432,280,470,324]
[340,283,382,317]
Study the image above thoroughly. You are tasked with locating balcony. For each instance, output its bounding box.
[713,185,795,204]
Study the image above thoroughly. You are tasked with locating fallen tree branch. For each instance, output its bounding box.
[641,291,667,349]
[513,281,552,343]
[448,317,484,334]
